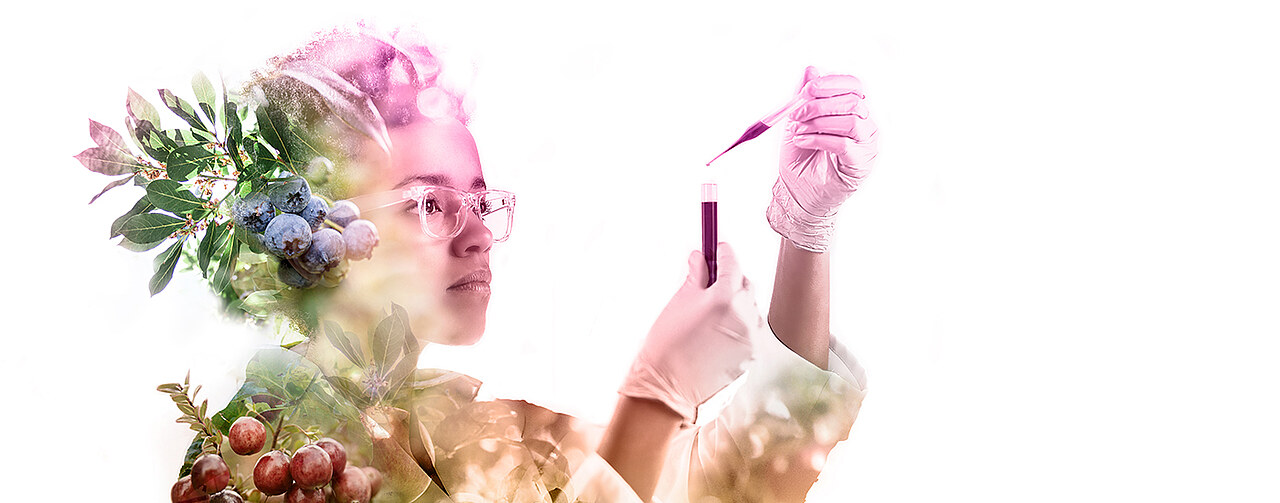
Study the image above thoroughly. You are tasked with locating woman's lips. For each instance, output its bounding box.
[447,269,492,295]
[446,281,490,294]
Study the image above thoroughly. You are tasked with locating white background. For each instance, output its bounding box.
[2,0,1277,501]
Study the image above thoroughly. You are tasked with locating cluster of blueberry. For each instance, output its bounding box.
[172,417,381,503]
[231,174,380,289]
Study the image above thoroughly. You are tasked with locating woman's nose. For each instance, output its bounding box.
[450,207,493,257]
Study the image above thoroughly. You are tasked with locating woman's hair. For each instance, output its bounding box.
[248,24,469,135]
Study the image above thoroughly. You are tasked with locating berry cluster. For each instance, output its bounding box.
[171,417,382,503]
[231,174,380,289]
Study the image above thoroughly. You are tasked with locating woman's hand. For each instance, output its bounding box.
[768,67,879,253]
[617,242,762,425]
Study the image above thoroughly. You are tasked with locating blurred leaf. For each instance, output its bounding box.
[119,235,165,252]
[146,179,206,212]
[121,213,183,243]
[111,197,154,238]
[165,145,216,181]
[132,172,151,188]
[89,175,134,204]
[238,290,279,316]
[211,238,239,293]
[125,116,168,161]
[89,119,131,154]
[324,321,367,369]
[280,60,392,154]
[192,72,218,128]
[324,375,373,409]
[197,223,228,277]
[126,88,160,125]
[74,146,142,176]
[149,237,186,296]
[159,89,209,133]
[371,307,409,374]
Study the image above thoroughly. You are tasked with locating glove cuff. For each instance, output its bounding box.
[767,178,836,253]
[617,356,696,426]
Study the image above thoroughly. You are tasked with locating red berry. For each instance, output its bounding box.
[171,475,209,503]
[208,489,245,503]
[229,417,267,455]
[315,438,347,481]
[331,466,370,503]
[191,454,231,494]
[285,486,325,503]
[360,467,382,498]
[289,444,332,489]
[254,450,293,496]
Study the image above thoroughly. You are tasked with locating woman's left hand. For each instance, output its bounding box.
[768,66,879,252]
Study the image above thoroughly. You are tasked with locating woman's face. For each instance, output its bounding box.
[335,118,494,346]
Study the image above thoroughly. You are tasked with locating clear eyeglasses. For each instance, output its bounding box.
[353,185,516,242]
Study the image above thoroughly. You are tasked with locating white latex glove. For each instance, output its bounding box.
[618,243,763,425]
[767,67,880,252]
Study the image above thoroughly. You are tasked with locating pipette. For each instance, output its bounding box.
[706,93,806,166]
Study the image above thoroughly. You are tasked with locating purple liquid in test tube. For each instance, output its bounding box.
[702,183,718,287]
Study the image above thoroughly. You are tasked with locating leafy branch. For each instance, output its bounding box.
[157,371,222,458]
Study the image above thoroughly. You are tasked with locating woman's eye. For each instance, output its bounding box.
[422,198,441,214]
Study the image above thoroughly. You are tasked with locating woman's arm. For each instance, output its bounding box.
[597,397,683,502]
[768,238,830,369]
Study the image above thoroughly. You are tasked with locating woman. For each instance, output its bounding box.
[120,25,872,502]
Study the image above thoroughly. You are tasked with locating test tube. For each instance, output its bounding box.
[702,183,718,287]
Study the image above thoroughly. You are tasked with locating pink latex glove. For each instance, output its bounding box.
[767,67,879,252]
[618,243,763,425]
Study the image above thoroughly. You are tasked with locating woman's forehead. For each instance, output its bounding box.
[385,119,483,189]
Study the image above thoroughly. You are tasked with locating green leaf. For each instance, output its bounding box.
[112,196,157,238]
[324,321,368,369]
[120,212,184,243]
[165,145,216,181]
[233,223,266,254]
[89,119,131,154]
[225,101,242,146]
[179,437,202,477]
[146,179,206,213]
[125,117,168,161]
[371,306,409,373]
[119,235,166,252]
[149,237,186,296]
[89,175,135,204]
[197,223,228,277]
[126,88,160,126]
[158,89,209,133]
[210,381,269,435]
[192,72,218,128]
[255,104,318,170]
[211,238,239,293]
[74,146,142,176]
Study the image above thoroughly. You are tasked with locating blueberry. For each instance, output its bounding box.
[342,219,379,261]
[278,259,318,289]
[232,192,274,233]
[299,196,329,232]
[297,228,345,274]
[269,175,311,214]
[263,213,313,259]
[327,200,360,228]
